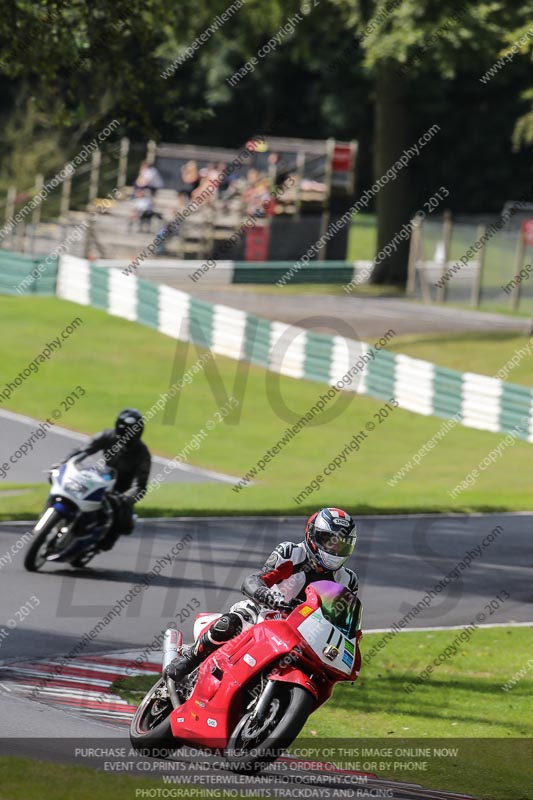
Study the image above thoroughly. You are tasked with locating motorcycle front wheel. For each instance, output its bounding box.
[24,510,66,572]
[226,683,313,774]
[130,677,181,756]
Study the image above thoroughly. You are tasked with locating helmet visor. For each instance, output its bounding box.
[314,530,354,558]
[117,414,139,429]
[116,414,143,438]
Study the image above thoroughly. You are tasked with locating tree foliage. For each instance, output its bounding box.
[1,0,533,283]
[327,0,533,282]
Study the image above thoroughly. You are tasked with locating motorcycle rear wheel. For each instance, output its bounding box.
[226,683,313,774]
[24,510,65,572]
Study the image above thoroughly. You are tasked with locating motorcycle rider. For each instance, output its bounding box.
[66,408,151,551]
[165,507,358,682]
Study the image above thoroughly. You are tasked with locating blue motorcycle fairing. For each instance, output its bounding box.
[46,503,112,562]
[85,488,106,502]
[52,499,77,516]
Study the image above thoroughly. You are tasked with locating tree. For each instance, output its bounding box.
[2,0,533,284]
[331,0,531,284]
[0,0,369,184]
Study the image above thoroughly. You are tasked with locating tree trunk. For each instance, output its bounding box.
[371,62,412,286]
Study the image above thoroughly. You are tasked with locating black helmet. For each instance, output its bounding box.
[115,408,144,445]
[305,507,357,570]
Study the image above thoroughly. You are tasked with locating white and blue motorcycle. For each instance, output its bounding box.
[24,456,117,572]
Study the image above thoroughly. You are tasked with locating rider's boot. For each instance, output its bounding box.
[164,613,243,682]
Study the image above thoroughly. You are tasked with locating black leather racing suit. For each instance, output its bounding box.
[68,429,151,549]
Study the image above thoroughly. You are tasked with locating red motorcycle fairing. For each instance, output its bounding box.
[169,615,307,747]
[267,666,319,701]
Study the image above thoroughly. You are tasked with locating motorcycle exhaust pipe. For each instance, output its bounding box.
[162,628,183,671]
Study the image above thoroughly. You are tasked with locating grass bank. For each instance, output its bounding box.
[113,626,533,800]
[1,297,532,519]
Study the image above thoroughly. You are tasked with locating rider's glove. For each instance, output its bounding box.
[275,598,300,614]
[254,587,299,614]
[254,586,280,609]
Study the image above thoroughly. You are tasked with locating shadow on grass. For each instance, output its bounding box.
[334,673,532,734]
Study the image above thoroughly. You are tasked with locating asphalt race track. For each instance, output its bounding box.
[1,512,531,664]
[0,409,235,484]
[0,513,531,799]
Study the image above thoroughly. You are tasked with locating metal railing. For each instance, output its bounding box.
[407,213,533,312]
[0,138,132,255]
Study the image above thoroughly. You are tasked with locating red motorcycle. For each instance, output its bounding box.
[130,580,363,773]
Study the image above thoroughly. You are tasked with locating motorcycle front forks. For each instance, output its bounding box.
[250,681,278,720]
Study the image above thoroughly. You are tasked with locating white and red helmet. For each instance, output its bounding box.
[305,508,357,570]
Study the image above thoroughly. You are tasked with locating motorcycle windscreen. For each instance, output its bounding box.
[311,580,362,639]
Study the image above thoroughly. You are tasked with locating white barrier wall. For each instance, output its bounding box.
[55,255,533,443]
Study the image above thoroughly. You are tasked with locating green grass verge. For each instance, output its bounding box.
[1,297,533,520]
[0,757,260,800]
[114,627,533,800]
[387,330,533,387]
[348,213,377,261]
[0,757,165,800]
[306,627,533,738]
[111,673,160,705]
